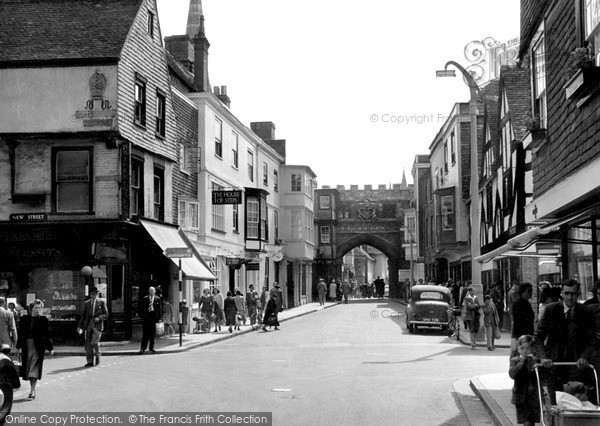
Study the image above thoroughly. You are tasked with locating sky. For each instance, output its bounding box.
[156,0,521,188]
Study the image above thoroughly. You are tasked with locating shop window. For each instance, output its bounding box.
[567,222,594,298]
[28,268,85,321]
[52,147,92,213]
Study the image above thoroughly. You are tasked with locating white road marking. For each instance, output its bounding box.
[272,389,292,392]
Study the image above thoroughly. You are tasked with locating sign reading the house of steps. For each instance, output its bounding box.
[212,190,242,205]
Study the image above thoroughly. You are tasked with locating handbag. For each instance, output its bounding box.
[155,321,165,336]
[494,326,501,340]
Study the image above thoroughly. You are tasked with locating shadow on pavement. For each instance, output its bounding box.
[46,365,91,375]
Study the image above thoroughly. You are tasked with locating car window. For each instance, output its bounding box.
[418,292,444,300]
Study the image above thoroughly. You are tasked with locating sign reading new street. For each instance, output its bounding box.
[212,190,242,205]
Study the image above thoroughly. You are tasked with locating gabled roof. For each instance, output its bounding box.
[0,0,143,65]
[499,67,531,142]
[479,79,500,147]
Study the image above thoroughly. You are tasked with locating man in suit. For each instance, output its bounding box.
[316,278,327,306]
[0,298,17,348]
[138,286,161,354]
[533,279,597,403]
[77,287,108,367]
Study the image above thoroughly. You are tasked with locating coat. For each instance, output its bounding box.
[533,302,595,362]
[317,282,327,295]
[328,283,337,298]
[78,297,108,332]
[509,355,539,406]
[139,295,162,323]
[224,296,237,326]
[511,298,534,339]
[0,308,17,346]
[263,299,280,327]
[463,294,480,322]
[16,315,53,380]
[482,302,500,327]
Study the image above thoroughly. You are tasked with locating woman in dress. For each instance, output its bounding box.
[16,299,53,400]
[212,288,224,332]
[223,292,237,333]
[161,300,174,337]
[199,289,213,333]
[233,290,245,330]
[262,293,280,331]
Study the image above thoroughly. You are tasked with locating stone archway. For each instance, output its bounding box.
[337,233,403,298]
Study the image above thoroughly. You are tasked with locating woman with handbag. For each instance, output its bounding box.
[464,286,480,350]
[483,295,500,351]
[16,300,53,400]
[212,288,224,333]
[199,289,213,334]
[223,292,237,333]
[262,293,280,331]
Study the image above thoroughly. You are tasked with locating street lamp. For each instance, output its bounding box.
[436,61,481,285]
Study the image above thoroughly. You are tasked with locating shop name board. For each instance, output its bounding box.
[226,257,244,266]
[212,190,242,205]
[164,247,193,258]
[245,263,260,271]
[10,213,47,222]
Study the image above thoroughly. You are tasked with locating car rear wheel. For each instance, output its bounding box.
[0,382,14,424]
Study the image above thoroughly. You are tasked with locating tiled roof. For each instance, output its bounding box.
[166,51,196,91]
[0,0,142,64]
[500,67,531,142]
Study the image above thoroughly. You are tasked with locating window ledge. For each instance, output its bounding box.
[155,132,165,140]
[133,121,147,131]
[211,228,226,235]
[214,154,223,160]
[11,192,46,204]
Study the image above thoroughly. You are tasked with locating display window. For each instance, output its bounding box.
[28,268,86,321]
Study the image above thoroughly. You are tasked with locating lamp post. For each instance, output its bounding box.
[436,61,482,285]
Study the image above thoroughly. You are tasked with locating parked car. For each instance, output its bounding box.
[405,285,453,334]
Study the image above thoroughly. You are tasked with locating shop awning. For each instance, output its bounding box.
[475,203,600,263]
[140,219,216,281]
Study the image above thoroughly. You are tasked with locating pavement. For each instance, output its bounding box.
[52,297,518,425]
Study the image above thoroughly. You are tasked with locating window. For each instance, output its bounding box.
[443,141,448,174]
[291,210,302,239]
[584,0,600,65]
[274,210,279,240]
[320,195,330,209]
[320,226,330,244]
[179,200,199,230]
[450,131,456,164]
[153,167,164,221]
[305,212,313,243]
[291,174,301,192]
[247,150,254,182]
[441,195,454,231]
[53,148,92,212]
[233,203,239,232]
[263,162,268,186]
[247,198,259,238]
[486,185,493,224]
[155,91,166,137]
[531,30,547,129]
[131,158,144,216]
[273,170,279,192]
[212,182,225,231]
[260,199,268,240]
[503,172,513,210]
[179,142,188,172]
[214,118,223,158]
[147,10,154,37]
[134,75,146,126]
[232,131,239,168]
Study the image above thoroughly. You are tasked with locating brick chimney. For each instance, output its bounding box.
[165,35,194,72]
[193,15,210,92]
[250,122,276,140]
[216,85,231,108]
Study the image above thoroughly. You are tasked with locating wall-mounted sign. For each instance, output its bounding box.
[164,247,193,258]
[72,70,117,128]
[226,257,244,266]
[212,190,242,205]
[9,213,47,221]
[245,262,260,271]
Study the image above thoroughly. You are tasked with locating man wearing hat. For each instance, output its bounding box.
[77,287,108,367]
[317,278,327,306]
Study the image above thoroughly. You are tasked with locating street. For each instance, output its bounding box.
[12,300,507,425]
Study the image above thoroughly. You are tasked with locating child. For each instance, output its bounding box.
[509,335,540,425]
[555,381,600,411]
[482,295,500,351]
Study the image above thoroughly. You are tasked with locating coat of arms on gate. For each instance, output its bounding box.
[358,201,376,221]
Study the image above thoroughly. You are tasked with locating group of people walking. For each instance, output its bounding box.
[316,278,353,305]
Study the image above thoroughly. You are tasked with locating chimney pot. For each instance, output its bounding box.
[220,85,227,95]
[213,86,220,95]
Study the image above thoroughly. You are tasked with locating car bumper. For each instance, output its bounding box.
[407,320,447,327]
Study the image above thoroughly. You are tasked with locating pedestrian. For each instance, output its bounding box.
[482,295,500,351]
[490,282,504,330]
[260,286,268,310]
[463,286,481,350]
[509,334,540,426]
[77,287,108,367]
[233,290,245,330]
[511,283,535,359]
[533,279,596,404]
[180,300,189,335]
[162,299,175,337]
[451,280,461,308]
[16,299,53,400]
[212,288,224,332]
[0,298,17,348]
[246,285,259,329]
[538,285,560,322]
[199,288,214,333]
[507,281,520,333]
[341,280,351,304]
[317,278,327,306]
[272,283,284,312]
[224,291,237,333]
[583,281,600,305]
[138,286,161,355]
[262,293,280,331]
[7,302,20,332]
[328,280,337,302]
